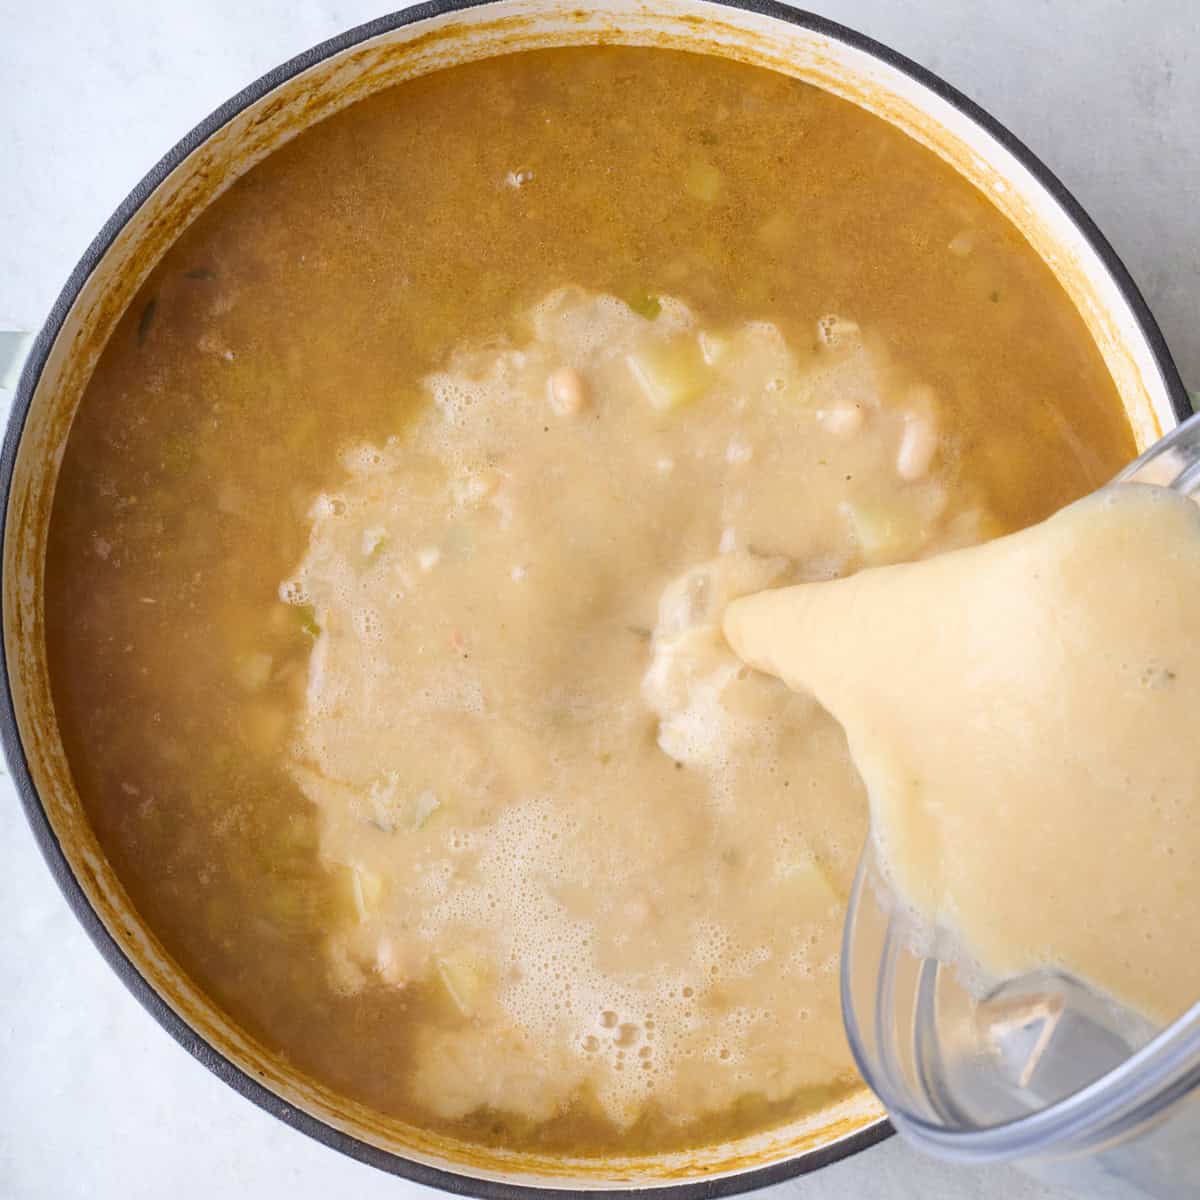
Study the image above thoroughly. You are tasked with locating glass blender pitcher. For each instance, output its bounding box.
[840,412,1200,1199]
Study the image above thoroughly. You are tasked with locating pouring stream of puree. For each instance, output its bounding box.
[724,484,1200,1026]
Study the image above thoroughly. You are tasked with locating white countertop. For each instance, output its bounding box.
[1,3,1196,1198]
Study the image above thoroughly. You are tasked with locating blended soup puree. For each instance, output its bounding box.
[726,484,1200,1027]
[45,47,1134,1153]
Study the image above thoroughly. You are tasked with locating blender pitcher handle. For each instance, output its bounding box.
[0,331,34,393]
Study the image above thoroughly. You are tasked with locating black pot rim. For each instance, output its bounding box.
[0,2,1189,1197]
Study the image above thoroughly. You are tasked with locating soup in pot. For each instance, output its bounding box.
[44,46,1134,1154]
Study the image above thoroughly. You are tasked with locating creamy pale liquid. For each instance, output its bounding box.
[282,288,917,1128]
[725,485,1200,1024]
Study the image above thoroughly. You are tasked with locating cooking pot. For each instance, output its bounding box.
[1,1,1189,1195]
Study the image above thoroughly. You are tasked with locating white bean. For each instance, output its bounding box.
[818,403,865,437]
[547,366,587,416]
[896,411,939,480]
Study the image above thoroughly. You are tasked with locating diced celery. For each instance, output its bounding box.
[294,604,321,638]
[627,337,710,411]
[262,878,323,933]
[685,160,722,204]
[840,499,928,564]
[627,290,662,321]
[233,651,273,693]
[436,953,485,1016]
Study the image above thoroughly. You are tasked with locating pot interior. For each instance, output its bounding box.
[2,0,1182,1190]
